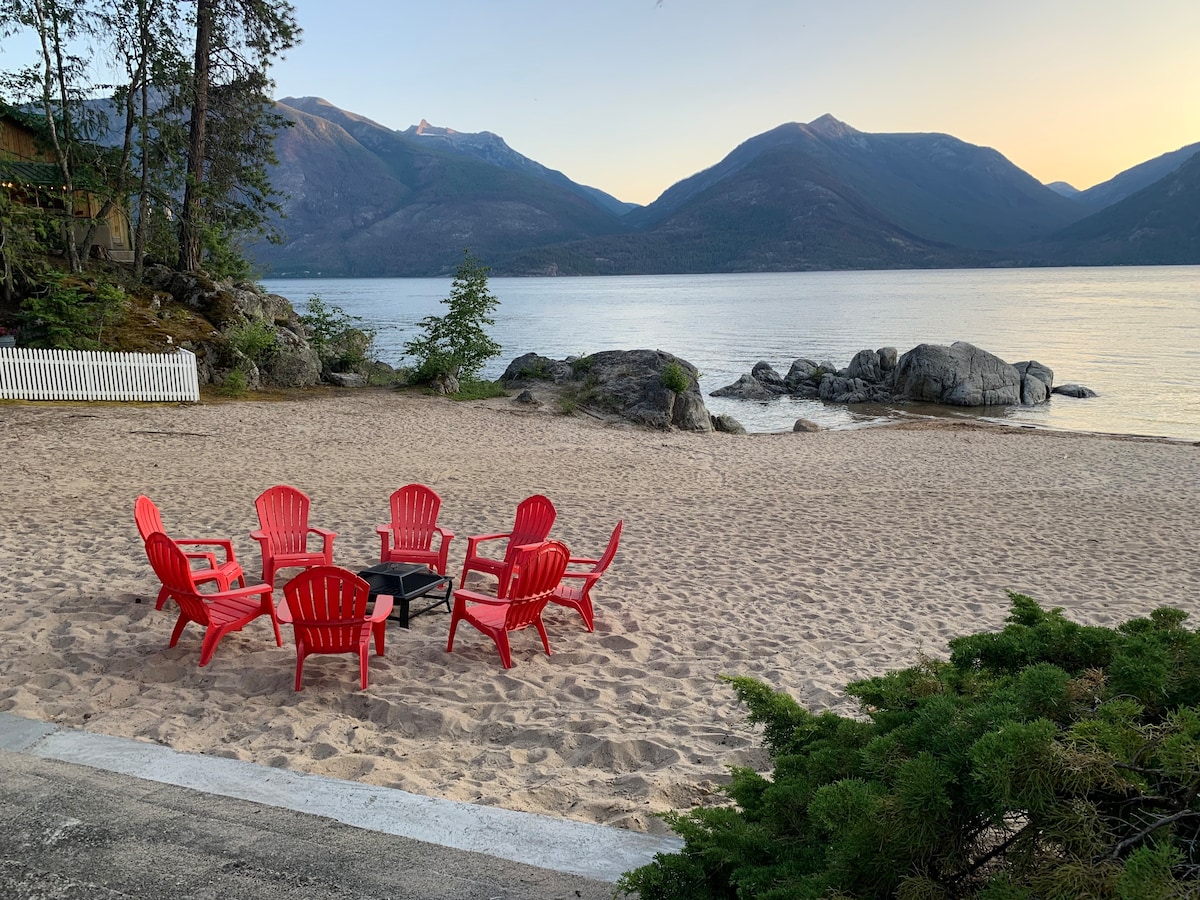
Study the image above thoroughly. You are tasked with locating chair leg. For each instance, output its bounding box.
[198,625,226,667]
[294,648,306,691]
[492,629,513,669]
[264,597,282,646]
[155,586,171,611]
[360,647,369,689]
[446,616,460,653]
[579,599,595,632]
[168,612,189,648]
[534,618,552,657]
[373,621,386,656]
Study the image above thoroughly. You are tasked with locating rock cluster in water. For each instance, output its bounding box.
[712,341,1096,407]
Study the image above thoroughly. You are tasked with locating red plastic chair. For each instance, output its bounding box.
[143,532,281,666]
[447,540,570,668]
[459,494,556,598]
[251,485,337,584]
[375,483,455,575]
[134,495,246,610]
[549,520,622,632]
[279,566,393,691]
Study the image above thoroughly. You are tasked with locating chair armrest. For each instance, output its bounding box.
[435,526,455,540]
[276,600,293,623]
[375,524,390,536]
[368,595,394,622]
[558,570,599,584]
[308,527,337,543]
[567,555,599,567]
[182,550,219,568]
[215,582,273,600]
[465,532,511,556]
[249,529,268,544]
[175,537,236,557]
[452,588,510,607]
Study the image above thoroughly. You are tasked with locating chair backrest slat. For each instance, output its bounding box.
[256,484,311,554]
[134,495,166,541]
[284,566,372,653]
[504,540,569,630]
[503,495,557,563]
[389,483,441,551]
[144,532,213,625]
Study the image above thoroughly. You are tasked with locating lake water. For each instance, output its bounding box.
[261,267,1200,441]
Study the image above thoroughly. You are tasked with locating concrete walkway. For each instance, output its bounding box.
[0,712,682,899]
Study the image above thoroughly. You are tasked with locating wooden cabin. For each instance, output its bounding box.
[0,108,134,263]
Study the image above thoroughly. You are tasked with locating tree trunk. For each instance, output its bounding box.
[178,0,211,272]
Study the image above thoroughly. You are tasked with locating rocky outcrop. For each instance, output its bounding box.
[714,341,1095,410]
[144,266,324,389]
[501,349,723,432]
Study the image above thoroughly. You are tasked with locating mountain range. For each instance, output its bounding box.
[250,98,1200,277]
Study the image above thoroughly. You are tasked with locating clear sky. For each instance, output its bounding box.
[266,0,1199,205]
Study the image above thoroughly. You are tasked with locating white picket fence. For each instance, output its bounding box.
[0,347,200,402]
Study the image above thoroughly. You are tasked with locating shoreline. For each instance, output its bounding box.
[2,392,1198,833]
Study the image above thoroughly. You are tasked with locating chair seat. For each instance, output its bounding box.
[208,594,273,627]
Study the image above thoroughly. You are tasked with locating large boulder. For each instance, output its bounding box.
[892,342,1023,406]
[1012,360,1055,405]
[580,350,713,432]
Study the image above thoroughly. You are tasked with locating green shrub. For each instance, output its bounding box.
[450,378,507,401]
[619,594,1200,899]
[662,361,691,393]
[226,319,278,364]
[404,249,501,384]
[17,273,128,349]
[300,295,377,373]
[570,354,594,376]
[221,368,248,398]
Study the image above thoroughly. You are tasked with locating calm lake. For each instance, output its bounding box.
[261,267,1200,441]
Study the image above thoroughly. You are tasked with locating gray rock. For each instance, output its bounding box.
[500,353,574,385]
[793,418,821,432]
[846,349,883,384]
[785,358,820,386]
[711,374,776,400]
[260,328,321,388]
[877,347,898,371]
[1012,361,1055,405]
[327,372,365,388]
[750,361,787,393]
[579,349,712,432]
[514,389,540,406]
[711,414,746,434]
[892,341,1022,406]
[1053,383,1098,398]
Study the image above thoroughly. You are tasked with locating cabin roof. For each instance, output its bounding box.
[0,159,64,187]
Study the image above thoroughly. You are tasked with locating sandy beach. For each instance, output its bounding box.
[2,391,1198,835]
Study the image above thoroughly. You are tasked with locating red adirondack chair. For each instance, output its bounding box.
[447,540,570,668]
[459,494,556,598]
[143,532,281,666]
[134,495,246,610]
[279,566,393,691]
[251,485,337,584]
[375,483,455,574]
[549,520,622,632]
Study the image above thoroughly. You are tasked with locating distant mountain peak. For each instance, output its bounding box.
[807,113,860,139]
[412,118,458,137]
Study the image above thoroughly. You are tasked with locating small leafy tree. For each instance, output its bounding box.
[300,294,377,375]
[619,595,1200,899]
[404,249,501,386]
